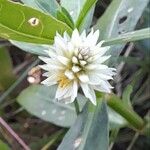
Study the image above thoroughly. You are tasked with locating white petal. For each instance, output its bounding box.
[84,29,99,46]
[65,70,74,80]
[80,83,96,105]
[67,42,74,54]
[92,46,110,56]
[81,30,86,41]
[93,55,111,63]
[89,73,113,84]
[42,72,52,77]
[44,47,57,58]
[71,29,81,47]
[57,56,70,65]
[72,66,81,73]
[78,74,89,83]
[41,74,57,86]
[72,56,78,64]
[95,68,116,76]
[88,74,102,85]
[93,80,113,93]
[56,84,71,99]
[86,64,108,70]
[97,73,113,80]
[39,62,64,71]
[55,36,66,50]
[71,81,78,102]
[93,85,111,93]
[63,31,70,42]
[39,56,51,64]
[80,60,87,66]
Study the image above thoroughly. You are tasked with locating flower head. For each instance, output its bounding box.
[39,29,116,105]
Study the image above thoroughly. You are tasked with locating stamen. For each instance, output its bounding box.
[72,66,81,73]
[65,70,74,80]
[79,60,87,66]
[79,74,89,83]
[78,53,83,59]
[72,56,78,64]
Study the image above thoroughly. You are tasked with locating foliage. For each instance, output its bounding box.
[0,0,150,149]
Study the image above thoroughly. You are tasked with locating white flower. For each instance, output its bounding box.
[39,29,116,105]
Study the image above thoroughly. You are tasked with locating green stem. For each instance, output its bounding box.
[106,94,145,131]
[74,100,80,115]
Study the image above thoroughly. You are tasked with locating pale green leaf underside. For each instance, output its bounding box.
[17,85,86,127]
[58,101,109,150]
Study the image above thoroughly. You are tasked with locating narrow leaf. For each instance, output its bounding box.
[103,28,150,46]
[76,0,97,30]
[61,0,96,31]
[58,101,109,150]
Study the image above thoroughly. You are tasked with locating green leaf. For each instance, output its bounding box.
[61,0,96,31]
[103,28,150,46]
[17,85,86,127]
[21,0,60,17]
[0,0,72,44]
[58,101,109,150]
[10,40,48,56]
[11,28,150,57]
[61,0,86,22]
[75,0,97,30]
[94,0,149,65]
[0,140,10,150]
[79,6,95,32]
[0,47,16,90]
[57,7,74,29]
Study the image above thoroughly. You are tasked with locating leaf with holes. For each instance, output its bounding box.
[17,85,86,127]
[136,4,150,53]
[0,0,72,44]
[103,28,150,46]
[58,101,109,150]
[94,0,149,66]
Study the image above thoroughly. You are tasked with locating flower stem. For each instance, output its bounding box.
[106,94,145,131]
[74,100,80,115]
